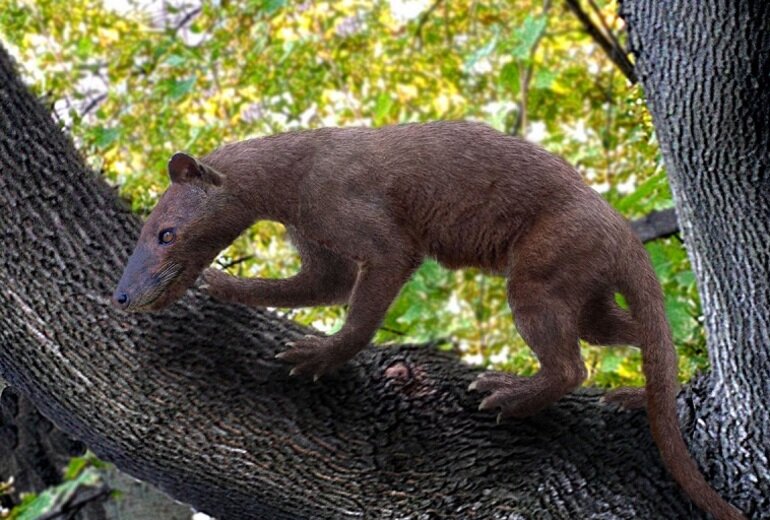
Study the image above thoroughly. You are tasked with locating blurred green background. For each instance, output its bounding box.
[0,0,705,390]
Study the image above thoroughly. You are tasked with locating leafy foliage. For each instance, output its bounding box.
[0,0,707,386]
[4,454,110,519]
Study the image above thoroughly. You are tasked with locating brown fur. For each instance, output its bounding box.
[114,121,744,519]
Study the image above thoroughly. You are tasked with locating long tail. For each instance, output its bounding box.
[618,240,745,520]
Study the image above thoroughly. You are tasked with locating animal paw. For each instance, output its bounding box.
[275,335,356,381]
[469,372,559,421]
[600,387,646,410]
[201,268,238,302]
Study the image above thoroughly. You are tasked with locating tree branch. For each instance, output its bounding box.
[217,255,256,270]
[413,0,444,45]
[172,7,202,32]
[80,93,107,118]
[630,208,680,243]
[586,0,627,64]
[563,0,638,84]
[513,0,553,136]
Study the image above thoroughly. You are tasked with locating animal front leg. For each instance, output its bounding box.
[276,260,417,380]
[202,242,358,308]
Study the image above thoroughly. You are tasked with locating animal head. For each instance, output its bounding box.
[112,152,241,312]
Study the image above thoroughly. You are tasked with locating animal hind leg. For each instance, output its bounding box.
[578,291,639,346]
[579,291,646,410]
[472,277,586,420]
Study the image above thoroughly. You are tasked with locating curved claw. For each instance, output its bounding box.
[472,371,548,420]
[478,394,503,412]
[274,335,359,380]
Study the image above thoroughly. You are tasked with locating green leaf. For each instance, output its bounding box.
[464,28,499,71]
[168,76,196,100]
[511,15,547,59]
[646,241,672,279]
[397,303,425,325]
[11,468,103,520]
[373,93,393,125]
[600,352,622,373]
[260,0,286,15]
[665,294,693,342]
[63,456,89,480]
[499,61,520,91]
[675,270,696,288]
[616,170,667,213]
[92,126,120,149]
[165,54,187,67]
[533,68,556,90]
[75,37,93,59]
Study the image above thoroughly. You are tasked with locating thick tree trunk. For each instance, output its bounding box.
[0,35,759,520]
[620,0,770,516]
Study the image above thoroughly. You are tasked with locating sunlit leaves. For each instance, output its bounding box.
[7,454,108,519]
[464,27,499,72]
[89,125,120,149]
[510,14,547,59]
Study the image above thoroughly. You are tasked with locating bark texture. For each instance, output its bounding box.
[621,0,770,517]
[0,38,757,520]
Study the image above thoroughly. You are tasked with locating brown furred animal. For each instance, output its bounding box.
[113,121,745,520]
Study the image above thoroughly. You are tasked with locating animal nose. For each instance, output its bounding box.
[113,292,130,309]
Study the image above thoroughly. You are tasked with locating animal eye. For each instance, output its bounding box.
[158,229,176,245]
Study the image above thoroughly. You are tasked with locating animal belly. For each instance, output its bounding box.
[428,231,514,273]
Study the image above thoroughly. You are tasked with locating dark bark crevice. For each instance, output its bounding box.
[0,34,760,520]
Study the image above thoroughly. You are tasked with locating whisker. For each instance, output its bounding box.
[130,262,183,309]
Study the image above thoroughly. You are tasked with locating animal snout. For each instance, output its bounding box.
[112,291,130,309]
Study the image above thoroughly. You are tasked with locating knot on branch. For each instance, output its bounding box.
[383,358,437,398]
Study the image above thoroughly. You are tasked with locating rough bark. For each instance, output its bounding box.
[620,0,770,517]
[0,37,758,520]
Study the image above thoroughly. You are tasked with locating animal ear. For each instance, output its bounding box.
[168,152,224,186]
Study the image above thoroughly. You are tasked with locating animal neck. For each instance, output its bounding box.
[201,131,314,225]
